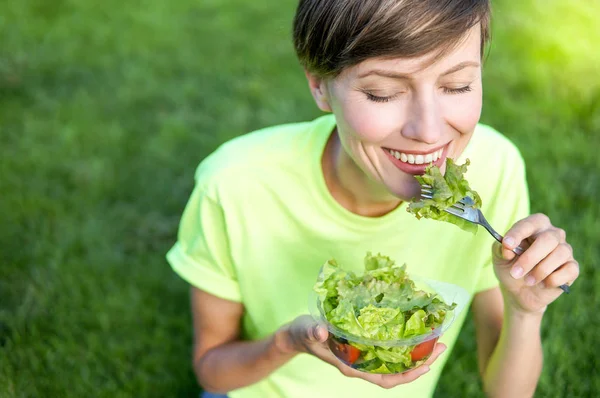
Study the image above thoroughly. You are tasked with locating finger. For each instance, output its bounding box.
[524,243,573,286]
[542,260,580,290]
[307,324,329,343]
[510,230,561,279]
[335,362,394,383]
[290,315,327,344]
[312,344,342,366]
[376,365,431,388]
[366,364,431,388]
[422,342,447,366]
[493,241,515,264]
[337,343,441,387]
[503,213,553,250]
[366,343,447,388]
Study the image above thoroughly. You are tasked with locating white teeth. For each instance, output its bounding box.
[388,147,445,165]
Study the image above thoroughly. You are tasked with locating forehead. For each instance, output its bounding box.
[345,25,482,79]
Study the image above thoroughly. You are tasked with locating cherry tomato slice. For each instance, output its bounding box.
[410,336,439,362]
[328,339,362,364]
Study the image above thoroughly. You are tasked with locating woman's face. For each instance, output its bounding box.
[315,26,483,201]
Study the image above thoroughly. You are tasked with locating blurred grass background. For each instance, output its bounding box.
[0,0,598,397]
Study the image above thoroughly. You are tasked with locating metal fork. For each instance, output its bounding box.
[420,184,570,294]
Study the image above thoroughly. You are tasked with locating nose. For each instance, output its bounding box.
[401,92,444,144]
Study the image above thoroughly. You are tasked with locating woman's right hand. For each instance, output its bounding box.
[274,315,446,389]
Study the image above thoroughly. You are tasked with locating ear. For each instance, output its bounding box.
[304,70,332,112]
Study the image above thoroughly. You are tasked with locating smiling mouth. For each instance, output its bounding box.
[383,144,449,175]
[384,147,444,165]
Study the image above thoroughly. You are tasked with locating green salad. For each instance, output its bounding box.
[314,252,456,373]
[407,158,482,233]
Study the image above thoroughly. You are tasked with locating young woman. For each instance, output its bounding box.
[167,1,579,397]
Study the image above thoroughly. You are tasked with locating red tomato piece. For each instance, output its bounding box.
[329,340,362,364]
[410,337,438,362]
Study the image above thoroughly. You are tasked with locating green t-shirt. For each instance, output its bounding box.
[166,114,530,398]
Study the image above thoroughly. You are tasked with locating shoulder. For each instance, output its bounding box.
[463,124,525,168]
[459,123,529,204]
[460,123,527,182]
[460,124,531,232]
[192,114,335,198]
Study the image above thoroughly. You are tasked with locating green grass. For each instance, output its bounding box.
[1,0,598,397]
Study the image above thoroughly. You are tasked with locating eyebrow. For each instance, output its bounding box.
[440,61,481,76]
[357,61,481,79]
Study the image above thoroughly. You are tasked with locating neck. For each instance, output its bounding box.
[322,129,402,217]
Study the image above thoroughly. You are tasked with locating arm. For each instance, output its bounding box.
[475,213,580,397]
[472,287,543,398]
[190,286,447,393]
[190,287,297,393]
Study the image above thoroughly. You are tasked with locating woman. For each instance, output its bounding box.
[166,1,579,397]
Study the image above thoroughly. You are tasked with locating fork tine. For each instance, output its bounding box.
[420,187,468,215]
[419,194,466,214]
[443,205,464,216]
[460,196,475,206]
[451,201,465,209]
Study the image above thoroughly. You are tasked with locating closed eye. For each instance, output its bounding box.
[443,86,472,94]
[365,92,397,103]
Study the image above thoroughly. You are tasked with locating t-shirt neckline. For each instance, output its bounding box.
[308,114,409,231]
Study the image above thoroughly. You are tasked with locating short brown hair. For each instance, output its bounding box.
[293,0,490,78]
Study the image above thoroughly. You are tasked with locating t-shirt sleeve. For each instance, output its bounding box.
[166,182,241,302]
[474,149,531,293]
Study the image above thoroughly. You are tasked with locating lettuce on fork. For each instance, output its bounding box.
[313,252,456,373]
[407,158,482,233]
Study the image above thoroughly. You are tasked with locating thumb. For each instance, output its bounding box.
[493,240,516,266]
[307,323,329,343]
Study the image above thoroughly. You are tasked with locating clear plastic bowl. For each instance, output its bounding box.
[309,278,469,374]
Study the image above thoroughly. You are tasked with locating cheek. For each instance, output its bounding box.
[447,89,482,133]
[335,96,398,143]
[444,91,482,153]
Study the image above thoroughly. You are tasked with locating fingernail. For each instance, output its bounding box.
[317,326,329,341]
[510,266,524,279]
[525,275,536,286]
[504,236,515,248]
[423,366,430,373]
[315,325,323,336]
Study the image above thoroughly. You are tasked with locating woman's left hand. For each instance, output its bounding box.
[492,213,580,314]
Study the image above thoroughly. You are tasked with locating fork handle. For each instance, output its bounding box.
[484,225,528,256]
[511,245,525,256]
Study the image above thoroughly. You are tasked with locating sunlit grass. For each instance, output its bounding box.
[0,0,598,397]
[489,0,600,98]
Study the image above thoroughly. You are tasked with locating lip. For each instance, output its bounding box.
[383,142,448,155]
[383,144,449,175]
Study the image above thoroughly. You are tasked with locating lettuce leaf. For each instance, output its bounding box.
[374,345,412,365]
[407,158,482,233]
[314,252,456,372]
[328,300,364,337]
[403,309,427,338]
